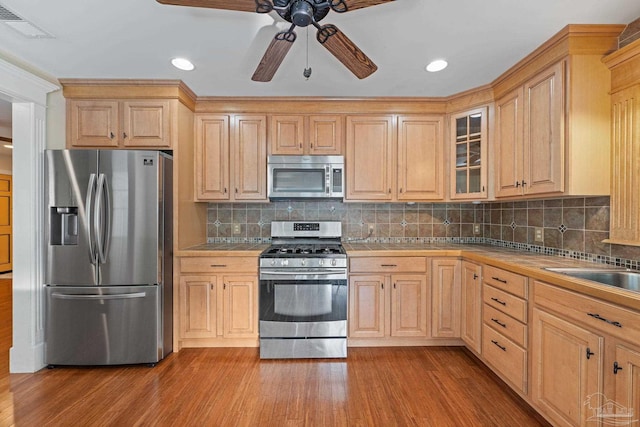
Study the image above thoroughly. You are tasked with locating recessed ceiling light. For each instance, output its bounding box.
[171,58,195,71]
[426,59,448,73]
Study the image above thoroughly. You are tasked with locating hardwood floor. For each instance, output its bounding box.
[0,347,549,426]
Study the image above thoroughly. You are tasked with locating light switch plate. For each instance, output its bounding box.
[473,224,481,234]
[535,227,544,242]
[233,224,241,234]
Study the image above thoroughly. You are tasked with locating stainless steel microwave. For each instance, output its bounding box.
[267,155,344,200]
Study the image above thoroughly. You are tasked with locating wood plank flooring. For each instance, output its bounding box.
[1,347,549,426]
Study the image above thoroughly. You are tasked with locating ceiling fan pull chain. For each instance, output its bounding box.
[304,27,312,79]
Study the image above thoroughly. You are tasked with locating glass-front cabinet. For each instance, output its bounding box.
[450,107,488,200]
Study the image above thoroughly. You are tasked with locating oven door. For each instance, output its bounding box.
[259,277,347,338]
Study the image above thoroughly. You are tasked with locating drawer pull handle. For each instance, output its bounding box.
[491,297,506,306]
[491,340,506,352]
[613,361,623,375]
[491,276,507,284]
[210,264,227,268]
[381,264,397,267]
[587,313,622,328]
[491,318,506,328]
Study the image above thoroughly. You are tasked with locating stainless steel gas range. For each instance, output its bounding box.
[259,221,347,359]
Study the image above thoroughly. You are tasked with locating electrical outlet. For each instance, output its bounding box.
[534,227,544,242]
[233,224,241,235]
[473,223,481,235]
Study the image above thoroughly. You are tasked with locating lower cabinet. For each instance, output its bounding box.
[531,280,640,427]
[348,257,429,343]
[178,256,258,347]
[460,261,482,353]
[430,258,461,338]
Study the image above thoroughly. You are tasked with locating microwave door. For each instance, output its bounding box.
[270,166,327,198]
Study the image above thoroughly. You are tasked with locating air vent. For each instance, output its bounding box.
[0,4,21,21]
[0,3,53,38]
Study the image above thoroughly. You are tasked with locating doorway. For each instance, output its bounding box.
[0,98,12,376]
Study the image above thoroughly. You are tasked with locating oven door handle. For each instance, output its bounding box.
[260,271,347,281]
[260,269,346,275]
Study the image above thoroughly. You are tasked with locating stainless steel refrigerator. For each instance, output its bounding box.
[44,149,173,366]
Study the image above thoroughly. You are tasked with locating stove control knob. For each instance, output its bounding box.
[281,259,289,266]
[271,260,276,266]
[331,259,337,266]
[319,259,324,266]
[301,259,306,266]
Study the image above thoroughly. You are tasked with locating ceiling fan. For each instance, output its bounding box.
[156,0,395,81]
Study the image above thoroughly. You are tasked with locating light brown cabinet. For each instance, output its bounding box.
[532,280,640,426]
[450,108,488,200]
[460,261,482,354]
[178,257,259,347]
[269,114,343,155]
[603,40,640,246]
[345,115,444,201]
[68,99,172,148]
[348,257,428,341]
[194,114,267,201]
[430,258,461,338]
[494,55,611,198]
[481,265,528,393]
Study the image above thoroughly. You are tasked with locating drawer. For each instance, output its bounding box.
[483,265,528,298]
[349,257,426,273]
[483,284,527,323]
[534,280,640,344]
[180,257,258,274]
[483,303,527,348]
[482,324,527,393]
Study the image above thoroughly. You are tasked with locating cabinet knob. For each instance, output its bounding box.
[224,188,227,194]
[521,180,527,187]
[613,361,623,374]
[586,347,595,360]
[473,273,478,280]
[299,143,302,148]
[388,188,391,194]
[123,132,128,139]
[381,283,384,290]
[515,181,520,188]
[399,188,403,193]
[109,132,115,139]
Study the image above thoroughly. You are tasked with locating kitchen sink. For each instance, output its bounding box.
[544,267,640,293]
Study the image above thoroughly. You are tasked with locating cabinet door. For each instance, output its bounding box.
[232,115,267,201]
[308,115,343,155]
[431,258,461,338]
[179,275,217,339]
[461,261,482,353]
[450,108,488,200]
[122,100,172,148]
[609,85,640,244]
[390,274,428,337]
[397,115,444,201]
[523,61,564,195]
[68,100,120,148]
[531,308,603,427]
[346,115,394,200]
[195,115,230,200]
[222,275,258,339]
[495,88,524,197]
[269,115,304,155]
[612,343,640,424]
[349,275,386,338]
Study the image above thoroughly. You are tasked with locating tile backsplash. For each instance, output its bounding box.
[207,197,640,269]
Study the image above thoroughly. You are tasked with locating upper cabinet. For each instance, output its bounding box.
[269,114,343,156]
[603,38,640,246]
[346,114,445,202]
[493,25,621,199]
[195,114,267,202]
[449,107,488,200]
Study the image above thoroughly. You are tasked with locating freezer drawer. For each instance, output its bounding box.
[45,285,162,366]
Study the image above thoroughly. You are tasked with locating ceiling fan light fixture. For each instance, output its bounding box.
[426,59,448,72]
[171,57,195,71]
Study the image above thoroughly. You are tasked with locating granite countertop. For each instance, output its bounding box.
[177,241,640,310]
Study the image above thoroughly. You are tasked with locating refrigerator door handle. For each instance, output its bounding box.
[51,292,147,300]
[94,173,112,264]
[85,173,97,264]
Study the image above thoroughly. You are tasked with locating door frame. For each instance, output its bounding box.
[0,57,59,372]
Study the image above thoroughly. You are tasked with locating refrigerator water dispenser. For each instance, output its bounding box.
[50,207,78,245]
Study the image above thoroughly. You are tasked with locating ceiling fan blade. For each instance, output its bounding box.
[316,24,377,79]
[155,0,260,13]
[252,30,297,82]
[330,0,395,13]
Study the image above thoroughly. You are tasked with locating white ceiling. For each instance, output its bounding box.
[0,0,639,99]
